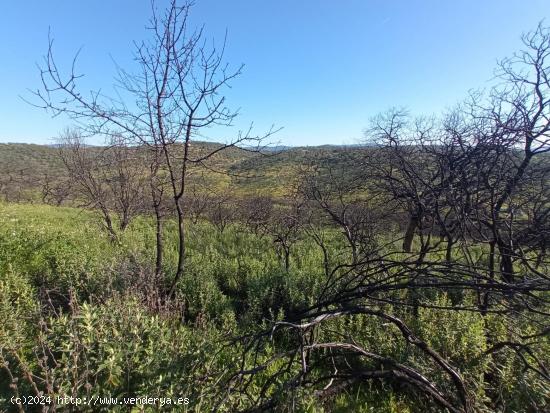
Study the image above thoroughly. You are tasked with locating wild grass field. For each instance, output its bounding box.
[1,199,548,412]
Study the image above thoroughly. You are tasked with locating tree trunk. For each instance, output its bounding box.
[445,237,453,263]
[498,242,514,283]
[169,198,186,297]
[154,203,163,278]
[320,243,330,277]
[403,215,419,252]
[480,241,496,315]
[284,247,290,272]
[100,205,117,242]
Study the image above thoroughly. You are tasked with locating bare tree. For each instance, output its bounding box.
[237,195,274,236]
[364,111,442,255]
[32,0,277,295]
[205,190,237,233]
[266,196,303,272]
[467,23,550,284]
[185,177,214,224]
[57,129,145,240]
[41,173,72,206]
[301,159,382,265]
[220,24,550,413]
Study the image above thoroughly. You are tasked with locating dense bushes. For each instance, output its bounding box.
[0,202,548,412]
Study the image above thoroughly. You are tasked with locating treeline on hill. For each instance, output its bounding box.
[1,4,550,413]
[0,141,347,204]
[0,140,313,204]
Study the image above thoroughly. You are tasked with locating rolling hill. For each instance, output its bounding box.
[0,141,368,202]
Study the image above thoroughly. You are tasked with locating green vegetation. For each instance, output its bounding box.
[0,142,351,202]
[1,4,549,412]
[0,199,548,411]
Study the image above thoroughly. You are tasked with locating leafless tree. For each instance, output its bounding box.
[41,173,72,206]
[463,23,550,285]
[57,129,145,239]
[185,177,214,224]
[32,0,277,295]
[364,111,444,255]
[205,190,237,233]
[301,160,382,265]
[220,24,550,413]
[237,195,274,236]
[0,172,28,203]
[266,196,303,272]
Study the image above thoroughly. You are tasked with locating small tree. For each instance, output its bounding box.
[33,0,277,294]
[205,190,236,233]
[237,195,274,235]
[301,160,381,265]
[58,129,145,240]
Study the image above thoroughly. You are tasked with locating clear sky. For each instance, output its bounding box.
[0,0,547,146]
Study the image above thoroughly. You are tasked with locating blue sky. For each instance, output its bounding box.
[0,0,547,146]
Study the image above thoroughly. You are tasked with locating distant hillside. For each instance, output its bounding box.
[0,141,368,202]
[0,143,65,176]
